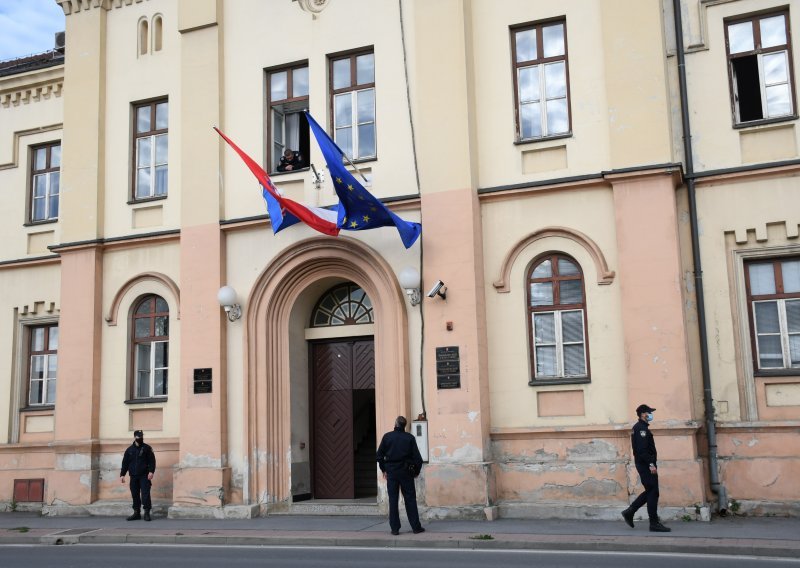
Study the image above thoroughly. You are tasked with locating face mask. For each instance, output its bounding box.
[646,413,654,422]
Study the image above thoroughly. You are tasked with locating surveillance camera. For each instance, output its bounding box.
[426,280,447,299]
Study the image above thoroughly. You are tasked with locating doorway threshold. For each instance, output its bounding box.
[277,497,381,516]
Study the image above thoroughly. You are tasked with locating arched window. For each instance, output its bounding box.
[152,15,163,52]
[131,295,169,399]
[527,254,588,381]
[138,18,149,56]
[311,283,373,327]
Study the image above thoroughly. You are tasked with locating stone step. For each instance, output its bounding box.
[274,500,381,516]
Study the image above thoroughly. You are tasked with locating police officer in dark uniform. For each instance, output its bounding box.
[120,430,156,521]
[622,404,670,532]
[376,416,425,536]
[276,149,305,172]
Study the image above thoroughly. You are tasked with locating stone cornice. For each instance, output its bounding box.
[0,65,64,109]
[56,0,149,16]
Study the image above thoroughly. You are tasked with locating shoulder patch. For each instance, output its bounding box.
[639,430,647,437]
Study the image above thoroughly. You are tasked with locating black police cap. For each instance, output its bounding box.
[133,430,144,439]
[636,404,656,415]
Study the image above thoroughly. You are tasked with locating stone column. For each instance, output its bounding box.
[610,169,705,507]
[170,0,230,517]
[407,0,494,517]
[46,2,109,510]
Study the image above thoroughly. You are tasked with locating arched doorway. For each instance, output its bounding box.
[243,237,411,511]
[308,283,377,500]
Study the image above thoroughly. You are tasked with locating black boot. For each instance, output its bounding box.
[126,510,141,521]
[621,508,634,528]
[649,520,671,532]
[144,510,151,522]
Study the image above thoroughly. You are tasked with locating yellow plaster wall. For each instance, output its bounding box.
[0,264,61,443]
[481,185,628,427]
[221,0,418,222]
[0,67,63,262]
[99,243,182,441]
[680,0,800,171]
[103,0,181,237]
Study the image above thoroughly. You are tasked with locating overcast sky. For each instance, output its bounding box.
[0,0,65,61]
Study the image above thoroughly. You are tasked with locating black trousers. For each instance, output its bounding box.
[386,470,422,532]
[129,476,152,512]
[629,464,659,521]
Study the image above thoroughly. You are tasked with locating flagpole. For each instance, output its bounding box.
[341,151,370,185]
[304,110,370,184]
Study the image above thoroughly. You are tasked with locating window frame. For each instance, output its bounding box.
[724,8,798,127]
[28,141,61,224]
[310,283,374,327]
[129,295,170,401]
[526,253,590,385]
[744,257,800,375]
[328,47,377,161]
[26,323,58,408]
[265,60,311,174]
[510,17,572,143]
[131,98,169,202]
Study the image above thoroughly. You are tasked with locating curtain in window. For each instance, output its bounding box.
[285,113,300,153]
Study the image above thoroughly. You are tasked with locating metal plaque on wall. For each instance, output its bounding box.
[435,346,460,389]
[193,368,212,394]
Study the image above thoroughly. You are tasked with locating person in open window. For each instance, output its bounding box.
[277,148,305,172]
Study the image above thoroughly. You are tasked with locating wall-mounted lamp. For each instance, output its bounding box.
[426,280,447,300]
[398,267,421,306]
[217,285,242,321]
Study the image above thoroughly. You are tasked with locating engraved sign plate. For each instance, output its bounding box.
[435,347,461,389]
[193,368,212,394]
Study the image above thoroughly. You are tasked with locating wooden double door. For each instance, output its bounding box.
[311,339,376,499]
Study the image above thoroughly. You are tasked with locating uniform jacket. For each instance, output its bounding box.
[120,442,156,478]
[376,427,423,476]
[631,419,657,467]
[276,152,305,171]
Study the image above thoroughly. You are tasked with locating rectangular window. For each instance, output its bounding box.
[329,49,376,159]
[746,258,800,371]
[29,142,61,222]
[511,19,570,140]
[532,310,586,378]
[267,63,310,173]
[726,10,795,124]
[134,340,168,398]
[133,99,168,199]
[28,324,58,406]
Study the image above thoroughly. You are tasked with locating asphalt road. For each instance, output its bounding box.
[3,545,800,568]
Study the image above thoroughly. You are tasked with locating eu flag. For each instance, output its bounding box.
[305,112,421,249]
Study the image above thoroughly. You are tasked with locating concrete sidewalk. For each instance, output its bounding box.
[0,512,799,558]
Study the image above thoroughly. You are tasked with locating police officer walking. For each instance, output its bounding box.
[120,430,156,521]
[376,416,425,536]
[622,404,671,532]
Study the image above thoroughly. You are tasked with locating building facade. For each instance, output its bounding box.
[0,0,797,519]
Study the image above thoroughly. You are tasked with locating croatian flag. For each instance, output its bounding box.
[214,127,339,237]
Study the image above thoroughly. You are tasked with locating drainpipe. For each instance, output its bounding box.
[672,0,728,515]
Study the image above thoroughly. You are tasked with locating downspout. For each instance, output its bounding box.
[672,0,728,515]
